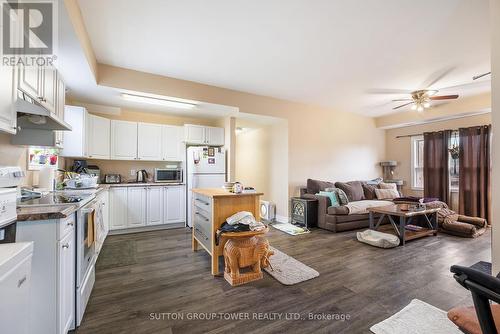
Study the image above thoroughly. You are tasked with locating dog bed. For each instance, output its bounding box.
[356,229,400,248]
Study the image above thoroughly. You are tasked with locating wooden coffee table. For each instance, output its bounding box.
[368,204,440,245]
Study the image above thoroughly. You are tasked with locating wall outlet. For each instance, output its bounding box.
[130,169,136,176]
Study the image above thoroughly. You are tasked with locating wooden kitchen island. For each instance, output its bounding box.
[191,188,263,275]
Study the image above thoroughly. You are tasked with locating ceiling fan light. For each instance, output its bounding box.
[417,105,424,112]
[411,104,417,111]
[423,102,431,108]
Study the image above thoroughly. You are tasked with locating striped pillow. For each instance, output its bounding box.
[375,188,400,200]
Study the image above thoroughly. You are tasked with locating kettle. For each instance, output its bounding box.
[136,170,148,183]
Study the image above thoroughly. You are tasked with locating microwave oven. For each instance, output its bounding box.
[154,168,183,183]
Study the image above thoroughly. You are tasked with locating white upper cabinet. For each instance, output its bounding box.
[54,74,66,148]
[127,187,147,227]
[111,120,138,160]
[61,106,88,158]
[138,122,163,161]
[0,66,16,134]
[40,66,57,114]
[184,124,224,146]
[18,63,42,100]
[87,114,111,159]
[162,125,185,161]
[206,126,225,146]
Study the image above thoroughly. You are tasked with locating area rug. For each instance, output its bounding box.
[264,247,319,285]
[95,240,137,270]
[271,222,310,236]
[370,299,462,334]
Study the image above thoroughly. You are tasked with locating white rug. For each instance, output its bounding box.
[370,299,462,334]
[264,247,319,285]
[271,222,310,235]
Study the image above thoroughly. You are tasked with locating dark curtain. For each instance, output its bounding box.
[423,130,451,204]
[459,125,491,224]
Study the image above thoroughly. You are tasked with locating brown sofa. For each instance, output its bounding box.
[300,179,386,232]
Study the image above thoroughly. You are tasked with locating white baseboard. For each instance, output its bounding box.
[275,215,289,223]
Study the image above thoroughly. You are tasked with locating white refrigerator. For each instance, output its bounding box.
[186,146,226,227]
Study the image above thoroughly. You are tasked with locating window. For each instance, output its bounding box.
[28,147,59,170]
[449,131,459,191]
[411,135,424,190]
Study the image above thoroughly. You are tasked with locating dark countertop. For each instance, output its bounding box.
[16,186,109,222]
[105,182,185,187]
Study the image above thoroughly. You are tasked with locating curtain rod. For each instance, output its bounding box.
[395,125,490,139]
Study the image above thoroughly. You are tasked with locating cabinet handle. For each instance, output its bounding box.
[17,276,27,288]
[62,243,70,249]
[67,222,74,226]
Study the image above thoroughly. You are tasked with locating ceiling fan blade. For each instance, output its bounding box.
[392,98,413,102]
[430,94,459,100]
[393,102,414,110]
[366,88,414,95]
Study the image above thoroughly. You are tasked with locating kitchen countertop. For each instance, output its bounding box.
[104,182,185,187]
[191,188,263,198]
[16,186,109,222]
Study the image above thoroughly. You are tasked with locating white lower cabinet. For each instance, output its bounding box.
[110,187,128,230]
[164,186,186,223]
[147,187,163,226]
[109,185,186,231]
[127,187,147,227]
[58,229,75,334]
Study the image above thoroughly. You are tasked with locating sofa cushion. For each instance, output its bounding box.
[375,188,400,200]
[335,181,365,201]
[307,179,334,194]
[316,191,340,207]
[327,205,349,215]
[379,182,398,191]
[362,183,377,200]
[325,187,349,205]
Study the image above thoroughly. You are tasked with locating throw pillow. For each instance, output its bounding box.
[379,182,398,191]
[325,187,349,205]
[307,179,334,194]
[375,188,399,200]
[362,183,377,200]
[365,177,383,185]
[316,191,340,208]
[335,181,365,201]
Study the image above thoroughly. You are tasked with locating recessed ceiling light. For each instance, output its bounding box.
[121,93,197,109]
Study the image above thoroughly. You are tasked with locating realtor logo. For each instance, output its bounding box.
[1,0,57,66]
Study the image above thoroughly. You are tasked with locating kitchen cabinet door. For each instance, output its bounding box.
[164,185,185,223]
[54,75,65,148]
[61,106,87,157]
[0,66,16,134]
[111,120,138,160]
[147,187,163,225]
[109,187,128,230]
[40,66,57,114]
[18,63,42,100]
[206,126,224,146]
[162,125,184,161]
[57,229,75,334]
[101,190,110,237]
[184,124,206,145]
[87,114,111,159]
[127,187,147,227]
[138,122,163,161]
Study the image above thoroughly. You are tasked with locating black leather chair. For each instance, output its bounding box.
[451,265,500,334]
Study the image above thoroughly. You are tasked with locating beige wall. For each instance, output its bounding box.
[491,0,500,273]
[97,65,387,200]
[235,120,289,218]
[0,133,34,186]
[385,113,492,210]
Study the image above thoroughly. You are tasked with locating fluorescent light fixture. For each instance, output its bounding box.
[121,93,197,109]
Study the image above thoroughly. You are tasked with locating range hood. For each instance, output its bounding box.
[15,93,72,131]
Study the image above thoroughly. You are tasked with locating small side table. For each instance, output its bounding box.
[290,197,318,229]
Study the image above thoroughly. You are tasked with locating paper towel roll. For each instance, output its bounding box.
[38,167,55,191]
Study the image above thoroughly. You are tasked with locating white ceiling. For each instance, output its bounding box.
[74,0,490,117]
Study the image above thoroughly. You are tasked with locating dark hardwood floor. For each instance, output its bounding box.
[76,226,491,334]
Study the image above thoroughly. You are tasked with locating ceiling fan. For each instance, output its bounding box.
[392,89,459,111]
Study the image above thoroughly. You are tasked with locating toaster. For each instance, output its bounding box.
[104,174,121,184]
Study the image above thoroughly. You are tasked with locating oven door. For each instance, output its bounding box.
[78,203,96,287]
